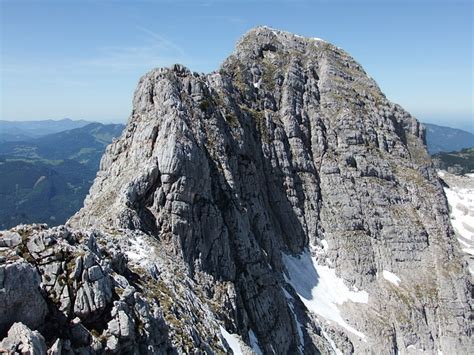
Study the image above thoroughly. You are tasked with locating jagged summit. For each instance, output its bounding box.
[1,28,472,354]
[237,26,329,46]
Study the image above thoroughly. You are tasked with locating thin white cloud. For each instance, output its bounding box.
[136,26,186,57]
[1,30,185,74]
[78,27,186,70]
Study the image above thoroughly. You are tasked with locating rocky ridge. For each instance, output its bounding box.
[1,27,472,354]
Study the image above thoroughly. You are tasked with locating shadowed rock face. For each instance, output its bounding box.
[1,27,472,354]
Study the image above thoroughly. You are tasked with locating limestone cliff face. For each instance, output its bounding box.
[1,27,472,354]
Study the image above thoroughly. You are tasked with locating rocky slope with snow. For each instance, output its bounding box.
[438,171,474,276]
[1,27,472,354]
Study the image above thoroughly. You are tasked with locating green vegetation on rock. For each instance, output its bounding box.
[431,147,474,175]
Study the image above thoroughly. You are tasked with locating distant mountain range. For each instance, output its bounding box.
[0,122,124,229]
[0,118,92,142]
[0,119,471,229]
[423,123,474,154]
[0,122,124,164]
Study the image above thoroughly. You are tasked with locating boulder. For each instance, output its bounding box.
[0,322,46,355]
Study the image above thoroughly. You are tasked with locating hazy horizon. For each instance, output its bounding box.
[1,0,472,132]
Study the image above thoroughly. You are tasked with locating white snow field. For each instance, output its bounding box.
[220,326,243,355]
[382,270,401,286]
[282,250,368,340]
[438,171,474,274]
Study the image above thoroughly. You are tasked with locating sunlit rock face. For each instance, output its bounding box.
[1,27,472,354]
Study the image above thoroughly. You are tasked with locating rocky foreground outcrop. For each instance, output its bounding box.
[1,27,472,354]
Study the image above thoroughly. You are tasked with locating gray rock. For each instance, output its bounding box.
[72,256,83,280]
[0,262,48,335]
[0,322,47,355]
[70,319,91,347]
[87,265,103,282]
[73,274,113,319]
[47,338,63,355]
[106,335,119,352]
[112,274,129,289]
[0,231,21,248]
[26,233,47,255]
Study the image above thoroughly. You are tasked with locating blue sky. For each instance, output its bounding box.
[1,0,472,131]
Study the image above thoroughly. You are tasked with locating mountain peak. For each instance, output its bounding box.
[67,26,470,353]
[240,25,327,43]
[234,26,330,56]
[1,28,471,354]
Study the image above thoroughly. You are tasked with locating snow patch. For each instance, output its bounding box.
[407,344,425,352]
[282,250,368,340]
[313,37,327,42]
[321,330,343,355]
[220,326,243,355]
[442,174,474,256]
[382,270,401,286]
[282,288,305,353]
[126,235,152,267]
[321,239,329,250]
[439,170,474,274]
[248,330,263,355]
[253,79,262,89]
